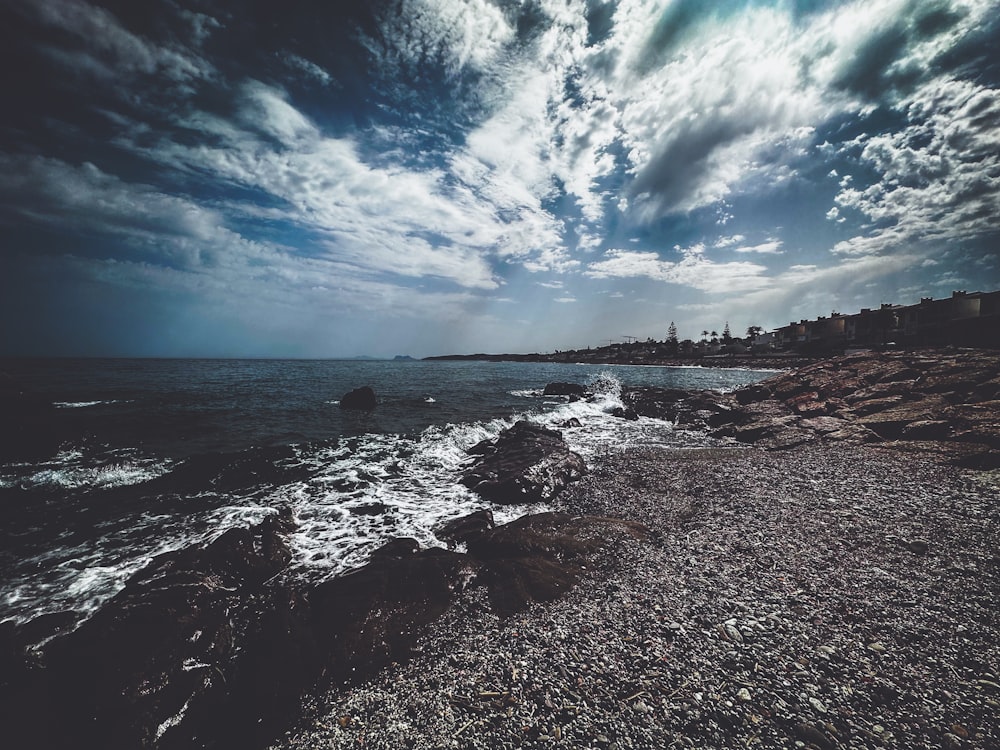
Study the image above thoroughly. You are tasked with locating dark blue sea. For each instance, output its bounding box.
[0,358,775,627]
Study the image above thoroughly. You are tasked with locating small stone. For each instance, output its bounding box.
[809,697,827,713]
[723,623,744,643]
[867,641,886,653]
[951,723,969,738]
[737,688,752,701]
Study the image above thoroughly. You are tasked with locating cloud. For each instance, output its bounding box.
[585,244,771,293]
[832,76,1000,257]
[15,0,213,84]
[281,53,337,87]
[367,0,515,78]
[714,234,746,248]
[733,240,784,255]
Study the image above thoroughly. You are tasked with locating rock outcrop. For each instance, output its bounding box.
[2,513,315,749]
[659,349,1000,467]
[461,421,587,504]
[339,385,377,410]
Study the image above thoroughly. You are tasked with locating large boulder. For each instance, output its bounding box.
[340,386,377,410]
[461,421,586,504]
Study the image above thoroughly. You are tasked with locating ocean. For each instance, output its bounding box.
[0,358,775,629]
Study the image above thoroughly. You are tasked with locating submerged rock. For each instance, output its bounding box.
[340,386,377,410]
[461,421,587,504]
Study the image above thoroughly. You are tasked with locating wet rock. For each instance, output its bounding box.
[461,421,586,504]
[370,537,421,559]
[340,386,377,410]
[611,406,640,420]
[560,417,583,428]
[543,382,586,397]
[11,514,315,750]
[434,510,496,547]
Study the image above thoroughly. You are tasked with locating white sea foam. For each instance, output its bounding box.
[54,400,128,408]
[13,450,171,491]
[0,372,729,625]
[257,372,690,581]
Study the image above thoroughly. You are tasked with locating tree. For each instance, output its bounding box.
[710,330,719,342]
[722,322,732,344]
[666,322,679,354]
[701,329,709,342]
[746,325,764,342]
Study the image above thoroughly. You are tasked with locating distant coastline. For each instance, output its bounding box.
[423,350,818,370]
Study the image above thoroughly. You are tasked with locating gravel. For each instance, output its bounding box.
[270,442,1000,750]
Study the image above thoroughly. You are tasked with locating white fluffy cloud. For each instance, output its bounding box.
[585,244,771,293]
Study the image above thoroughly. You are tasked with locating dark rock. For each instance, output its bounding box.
[622,386,690,419]
[560,417,583,428]
[734,382,771,404]
[340,386,377,410]
[465,512,648,617]
[543,382,586,397]
[611,406,639,420]
[8,514,315,750]
[461,421,586,504]
[351,501,388,516]
[311,548,471,680]
[901,420,953,440]
[435,510,496,547]
[370,537,421,560]
[466,437,497,456]
[3,505,649,750]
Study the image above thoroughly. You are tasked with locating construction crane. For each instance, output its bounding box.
[622,335,637,344]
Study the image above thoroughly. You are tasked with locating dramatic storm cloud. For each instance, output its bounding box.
[1,0,998,356]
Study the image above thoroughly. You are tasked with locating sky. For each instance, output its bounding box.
[1,0,998,358]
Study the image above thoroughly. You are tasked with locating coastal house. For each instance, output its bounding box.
[772,290,1000,352]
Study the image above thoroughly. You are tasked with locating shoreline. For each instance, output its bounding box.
[272,442,1000,749]
[423,352,818,371]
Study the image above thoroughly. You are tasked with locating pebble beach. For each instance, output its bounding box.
[273,442,1000,750]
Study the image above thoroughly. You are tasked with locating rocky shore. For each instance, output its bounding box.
[3,349,998,749]
[269,350,999,750]
[273,444,998,750]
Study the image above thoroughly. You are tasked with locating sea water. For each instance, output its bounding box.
[0,358,775,626]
